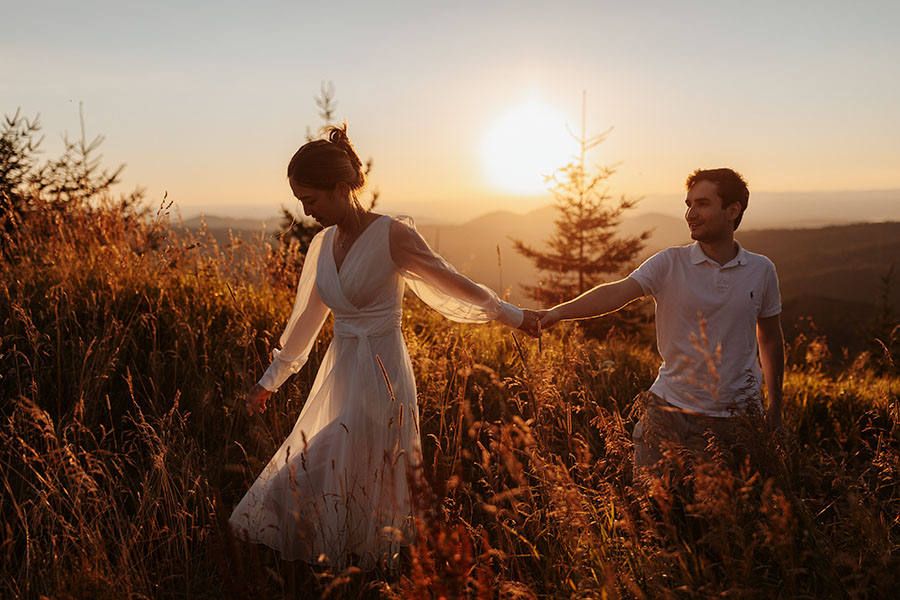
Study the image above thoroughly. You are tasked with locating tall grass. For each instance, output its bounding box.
[1,192,898,598]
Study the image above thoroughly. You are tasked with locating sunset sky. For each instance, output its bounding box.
[4,0,899,222]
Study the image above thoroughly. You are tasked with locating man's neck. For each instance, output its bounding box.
[699,236,738,266]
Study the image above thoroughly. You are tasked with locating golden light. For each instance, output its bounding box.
[481,100,575,195]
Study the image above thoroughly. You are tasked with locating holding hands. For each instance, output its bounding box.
[518,309,543,338]
[516,307,564,339]
[538,307,562,331]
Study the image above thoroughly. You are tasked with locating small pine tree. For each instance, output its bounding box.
[512,95,650,308]
[868,262,898,372]
[1,105,142,218]
[38,103,128,207]
[0,109,44,207]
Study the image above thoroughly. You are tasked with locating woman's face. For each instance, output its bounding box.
[289,179,349,227]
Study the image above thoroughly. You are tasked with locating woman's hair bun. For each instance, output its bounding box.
[327,123,350,146]
[288,122,366,191]
[326,122,364,184]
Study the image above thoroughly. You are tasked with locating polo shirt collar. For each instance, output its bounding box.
[690,240,748,268]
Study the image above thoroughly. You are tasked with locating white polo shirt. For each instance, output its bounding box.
[628,241,781,417]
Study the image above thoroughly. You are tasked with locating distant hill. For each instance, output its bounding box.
[179,214,287,246]
[181,214,284,231]
[736,223,900,349]
[737,222,900,307]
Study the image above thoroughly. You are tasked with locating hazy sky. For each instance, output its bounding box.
[4,0,899,221]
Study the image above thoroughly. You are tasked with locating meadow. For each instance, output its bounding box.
[1,190,898,599]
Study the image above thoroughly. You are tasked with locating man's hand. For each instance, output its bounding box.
[766,404,784,431]
[539,307,562,331]
[757,313,785,436]
[245,383,272,416]
[518,309,543,338]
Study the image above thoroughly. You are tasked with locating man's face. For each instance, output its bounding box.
[684,180,739,242]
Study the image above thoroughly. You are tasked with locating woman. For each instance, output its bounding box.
[229,124,540,570]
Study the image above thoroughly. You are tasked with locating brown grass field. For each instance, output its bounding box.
[1,194,898,599]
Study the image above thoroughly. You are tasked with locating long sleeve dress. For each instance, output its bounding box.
[228,214,522,570]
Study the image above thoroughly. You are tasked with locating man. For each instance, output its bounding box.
[538,168,784,475]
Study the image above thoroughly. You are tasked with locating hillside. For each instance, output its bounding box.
[180,213,285,245]
[739,223,900,348]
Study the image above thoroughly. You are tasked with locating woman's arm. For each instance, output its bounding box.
[248,231,331,413]
[388,217,532,332]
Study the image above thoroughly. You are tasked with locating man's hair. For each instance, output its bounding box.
[686,168,749,230]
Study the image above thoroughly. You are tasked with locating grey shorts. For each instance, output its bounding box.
[632,392,743,476]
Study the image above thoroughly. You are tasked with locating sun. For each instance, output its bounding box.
[481,100,575,195]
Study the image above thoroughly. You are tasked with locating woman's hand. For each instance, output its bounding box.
[245,383,272,416]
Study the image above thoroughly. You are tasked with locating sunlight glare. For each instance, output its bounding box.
[481,100,574,195]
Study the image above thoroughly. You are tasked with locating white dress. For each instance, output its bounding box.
[228,215,522,569]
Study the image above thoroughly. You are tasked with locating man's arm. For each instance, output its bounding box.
[757,313,785,429]
[540,277,645,329]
